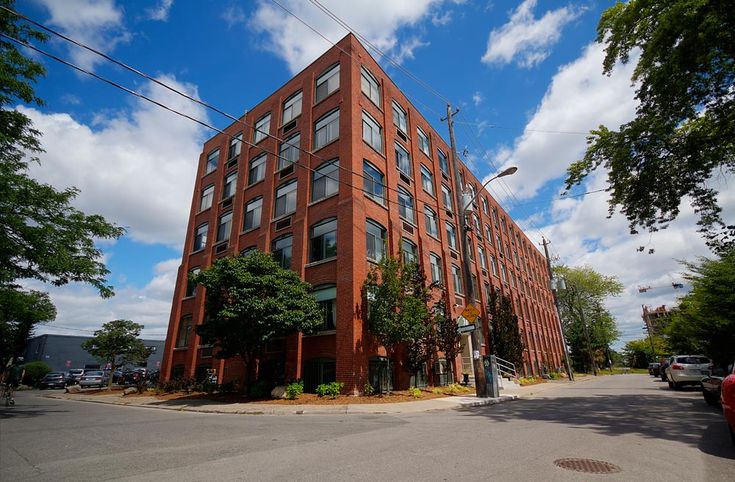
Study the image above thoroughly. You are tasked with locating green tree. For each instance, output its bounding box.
[82,319,152,389]
[193,252,323,393]
[554,265,623,374]
[487,290,524,372]
[0,288,55,367]
[623,337,668,368]
[665,248,735,368]
[433,299,461,385]
[21,360,50,386]
[565,0,735,252]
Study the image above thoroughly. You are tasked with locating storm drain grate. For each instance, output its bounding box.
[553,458,622,474]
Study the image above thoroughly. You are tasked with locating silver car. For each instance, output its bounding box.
[78,370,108,388]
[665,355,711,389]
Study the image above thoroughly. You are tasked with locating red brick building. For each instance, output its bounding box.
[160,34,565,393]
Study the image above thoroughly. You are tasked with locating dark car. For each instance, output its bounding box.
[65,368,86,386]
[660,359,671,381]
[39,372,67,389]
[648,362,661,377]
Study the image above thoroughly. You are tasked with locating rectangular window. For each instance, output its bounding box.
[429,253,442,284]
[417,127,430,155]
[362,112,383,152]
[314,285,337,331]
[176,315,192,348]
[222,172,237,200]
[254,113,271,143]
[420,165,434,195]
[485,224,493,244]
[392,101,408,133]
[228,132,242,160]
[478,246,487,270]
[312,159,339,201]
[314,109,339,149]
[473,213,481,232]
[193,223,208,251]
[363,161,385,204]
[446,222,457,250]
[500,263,508,283]
[278,133,300,170]
[424,206,439,237]
[205,149,219,174]
[185,268,200,298]
[274,181,298,218]
[316,64,340,103]
[482,197,489,215]
[361,67,381,105]
[491,255,499,277]
[397,187,415,224]
[282,91,302,124]
[441,185,453,211]
[243,197,263,231]
[217,212,232,243]
[199,185,214,211]
[451,265,463,295]
[395,143,411,176]
[401,239,418,265]
[310,218,337,262]
[366,220,387,262]
[248,153,266,185]
[272,235,292,270]
[438,149,449,174]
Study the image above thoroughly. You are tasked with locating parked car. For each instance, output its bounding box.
[722,362,735,445]
[65,368,86,386]
[78,370,109,388]
[702,375,723,405]
[39,372,67,389]
[665,355,712,389]
[660,359,670,381]
[648,362,661,377]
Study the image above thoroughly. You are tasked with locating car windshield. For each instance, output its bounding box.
[676,356,709,364]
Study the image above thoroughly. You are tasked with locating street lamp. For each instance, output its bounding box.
[462,166,518,212]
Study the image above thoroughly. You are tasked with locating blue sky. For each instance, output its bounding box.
[16,0,730,349]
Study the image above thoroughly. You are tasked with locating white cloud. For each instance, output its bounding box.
[146,0,174,22]
[431,11,452,26]
[472,91,483,106]
[248,0,446,74]
[34,0,129,71]
[481,0,582,68]
[221,5,248,29]
[22,75,209,248]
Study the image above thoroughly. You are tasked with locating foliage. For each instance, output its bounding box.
[21,360,50,385]
[315,381,343,399]
[433,299,461,385]
[518,377,545,386]
[623,337,669,368]
[565,0,735,252]
[81,320,152,389]
[487,290,524,369]
[665,248,735,368]
[408,386,422,398]
[193,252,323,393]
[0,288,55,367]
[285,380,304,400]
[247,379,271,399]
[362,382,375,396]
[433,383,471,395]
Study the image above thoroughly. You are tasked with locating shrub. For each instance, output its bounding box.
[363,383,375,396]
[22,361,51,386]
[315,381,343,399]
[286,380,304,400]
[248,379,270,399]
[442,383,472,395]
[408,387,422,398]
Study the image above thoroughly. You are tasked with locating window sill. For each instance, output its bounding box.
[182,295,195,301]
[399,217,417,228]
[305,257,337,268]
[313,137,340,153]
[191,248,206,255]
[241,226,260,235]
[363,141,386,159]
[278,114,301,130]
[271,212,296,223]
[313,88,340,108]
[365,194,388,210]
[173,347,188,351]
[426,233,441,242]
[247,179,265,189]
[196,207,211,215]
[308,192,339,207]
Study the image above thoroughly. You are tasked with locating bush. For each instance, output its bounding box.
[248,379,270,399]
[315,381,343,399]
[22,361,51,386]
[363,383,375,396]
[285,380,304,400]
[408,387,422,398]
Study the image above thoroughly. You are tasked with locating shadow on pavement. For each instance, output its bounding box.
[1,403,70,420]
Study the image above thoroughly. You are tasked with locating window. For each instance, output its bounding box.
[282,91,302,124]
[478,246,487,270]
[278,133,300,170]
[417,127,430,155]
[467,237,474,261]
[401,238,418,265]
[438,149,449,175]
[446,222,457,250]
[222,171,237,199]
[491,255,499,277]
[397,187,415,223]
[228,132,242,160]
[496,234,503,251]
[395,143,411,176]
[312,159,339,201]
[424,206,439,237]
[500,263,508,283]
[272,235,292,269]
[176,315,192,348]
[241,246,257,257]
[482,197,489,215]
[392,101,408,133]
[314,285,337,331]
[429,253,442,284]
[243,197,262,231]
[274,181,297,218]
[420,165,434,195]
[193,223,208,251]
[472,213,481,232]
[248,153,266,185]
[485,224,493,244]
[441,185,453,211]
[314,109,339,149]
[310,218,337,262]
[366,219,386,262]
[185,267,200,298]
[254,113,271,143]
[451,265,463,295]
[199,185,214,211]
[492,207,499,225]
[361,67,381,104]
[315,64,339,103]
[205,149,219,174]
[363,161,385,204]
[216,212,233,243]
[501,216,507,232]
[362,112,383,152]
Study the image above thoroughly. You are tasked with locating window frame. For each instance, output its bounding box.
[199,184,214,212]
[363,160,385,205]
[401,238,418,265]
[274,180,298,219]
[446,222,458,251]
[362,111,383,152]
[216,211,233,243]
[193,223,208,252]
[253,113,271,143]
[278,132,300,171]
[429,252,442,284]
[420,164,435,196]
[360,67,381,106]
[395,142,412,177]
[365,219,387,263]
[451,264,463,295]
[248,153,266,185]
[176,315,192,348]
[313,108,340,150]
[417,127,430,155]
[282,91,303,125]
[424,205,439,237]
[392,101,408,133]
[271,234,293,270]
[437,149,449,175]
[222,171,237,200]
[310,217,338,262]
[243,196,263,232]
[315,64,340,103]
[205,148,219,175]
[313,284,337,331]
[441,184,453,211]
[311,158,339,202]
[397,186,415,224]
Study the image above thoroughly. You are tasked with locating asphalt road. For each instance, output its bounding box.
[1,375,732,481]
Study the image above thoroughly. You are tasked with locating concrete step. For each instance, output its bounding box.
[498,377,520,390]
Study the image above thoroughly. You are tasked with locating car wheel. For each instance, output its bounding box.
[703,391,719,406]
[668,380,674,388]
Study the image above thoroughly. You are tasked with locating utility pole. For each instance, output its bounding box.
[442,103,488,398]
[541,237,574,381]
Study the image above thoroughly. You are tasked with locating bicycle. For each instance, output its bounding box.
[2,382,15,407]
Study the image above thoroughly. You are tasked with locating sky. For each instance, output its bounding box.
[13,0,732,350]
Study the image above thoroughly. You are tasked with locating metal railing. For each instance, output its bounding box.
[494,356,517,379]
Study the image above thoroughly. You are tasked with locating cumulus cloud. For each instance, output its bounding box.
[472,91,483,106]
[146,0,174,22]
[481,0,582,68]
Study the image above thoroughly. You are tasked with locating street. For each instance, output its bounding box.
[1,375,732,481]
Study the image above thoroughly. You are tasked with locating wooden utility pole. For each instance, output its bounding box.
[541,237,574,381]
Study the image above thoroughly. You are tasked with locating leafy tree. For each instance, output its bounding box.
[487,290,524,372]
[665,248,735,368]
[0,288,55,367]
[192,252,323,393]
[565,0,735,252]
[81,320,152,389]
[433,299,461,385]
[22,360,50,386]
[623,337,668,368]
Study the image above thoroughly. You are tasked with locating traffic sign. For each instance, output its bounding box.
[461,304,480,323]
[457,324,476,334]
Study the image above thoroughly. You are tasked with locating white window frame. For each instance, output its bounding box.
[274,180,298,218]
[222,171,237,200]
[446,222,457,250]
[360,67,381,105]
[420,165,434,196]
[254,113,271,143]
[282,91,302,124]
[248,153,266,185]
[193,223,208,252]
[315,64,340,103]
[397,186,415,224]
[243,197,263,231]
[395,142,411,177]
[441,185,453,211]
[314,109,339,149]
[424,206,439,237]
[417,127,430,155]
[311,159,339,202]
[362,111,383,152]
[205,149,219,175]
[429,253,442,284]
[199,185,214,211]
[278,133,300,170]
[392,101,408,133]
[363,160,385,204]
[228,132,242,160]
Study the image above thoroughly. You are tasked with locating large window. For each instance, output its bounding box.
[366,219,386,262]
[451,265,463,295]
[441,185,453,211]
[401,238,418,265]
[429,253,442,284]
[446,222,457,250]
[397,187,415,224]
[312,159,339,201]
[282,91,302,124]
[417,127,430,155]
[360,67,381,105]
[315,64,340,103]
[482,197,489,216]
[478,246,487,270]
[272,235,292,269]
[248,153,266,185]
[216,212,233,243]
[310,218,337,262]
[193,223,208,251]
[199,185,214,211]
[363,161,385,204]
[176,315,192,348]
[395,143,411,176]
[392,101,408,133]
[485,224,493,244]
[185,267,200,297]
[222,171,237,200]
[228,132,242,160]
[278,133,300,170]
[438,149,449,175]
[205,149,219,175]
[424,206,439,237]
[313,285,337,331]
[420,165,434,195]
[254,113,271,143]
[362,112,383,152]
[243,197,262,231]
[500,262,508,283]
[274,180,297,218]
[314,109,339,149]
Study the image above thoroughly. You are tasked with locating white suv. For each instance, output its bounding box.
[665,355,711,389]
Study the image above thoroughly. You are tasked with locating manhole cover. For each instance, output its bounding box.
[553,458,622,474]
